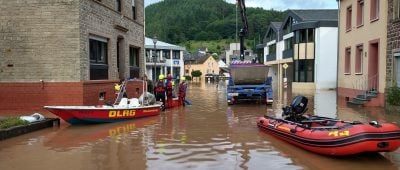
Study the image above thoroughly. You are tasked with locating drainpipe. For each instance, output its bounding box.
[336,0,341,102]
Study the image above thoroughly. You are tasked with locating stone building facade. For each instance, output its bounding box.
[0,0,145,111]
[386,0,400,89]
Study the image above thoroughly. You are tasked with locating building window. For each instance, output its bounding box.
[307,28,314,42]
[395,53,400,87]
[299,29,307,43]
[173,67,180,78]
[269,44,276,54]
[129,47,140,78]
[132,0,136,20]
[266,30,276,42]
[295,29,314,43]
[370,0,379,21]
[129,47,139,67]
[116,0,122,12]
[283,17,293,35]
[357,0,364,27]
[146,50,151,62]
[355,45,363,74]
[284,38,293,50]
[152,50,160,62]
[163,50,170,59]
[294,59,314,82]
[346,6,352,31]
[173,50,180,59]
[345,47,351,74]
[89,37,108,80]
[394,0,400,20]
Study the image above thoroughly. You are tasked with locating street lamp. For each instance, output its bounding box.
[152,36,158,85]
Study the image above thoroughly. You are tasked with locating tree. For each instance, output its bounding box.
[212,53,219,60]
[191,70,202,82]
[145,0,286,44]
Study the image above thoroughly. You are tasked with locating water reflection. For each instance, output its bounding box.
[140,80,304,169]
[45,116,159,151]
[0,80,400,169]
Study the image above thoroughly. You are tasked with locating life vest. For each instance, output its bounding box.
[179,83,185,93]
[155,81,165,93]
[166,81,173,96]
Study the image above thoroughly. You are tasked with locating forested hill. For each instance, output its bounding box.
[145,0,286,46]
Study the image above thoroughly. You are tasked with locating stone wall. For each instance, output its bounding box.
[0,0,81,82]
[0,0,146,111]
[0,0,145,82]
[386,0,400,86]
[79,0,145,80]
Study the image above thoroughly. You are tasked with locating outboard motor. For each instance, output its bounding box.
[282,95,308,122]
[290,95,308,115]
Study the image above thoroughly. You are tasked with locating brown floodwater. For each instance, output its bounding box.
[1,81,400,170]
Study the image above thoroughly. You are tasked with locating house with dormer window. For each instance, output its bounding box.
[263,10,338,93]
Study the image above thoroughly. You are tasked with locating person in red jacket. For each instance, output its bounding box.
[179,76,187,106]
[165,74,173,108]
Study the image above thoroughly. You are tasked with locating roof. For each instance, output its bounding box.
[282,9,338,31]
[218,60,228,68]
[271,22,283,29]
[290,9,338,22]
[184,50,206,61]
[145,37,185,51]
[193,55,211,64]
[263,22,283,43]
[185,55,215,65]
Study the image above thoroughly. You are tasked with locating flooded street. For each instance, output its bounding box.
[1,81,400,170]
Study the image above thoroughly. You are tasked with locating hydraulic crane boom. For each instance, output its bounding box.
[237,0,248,61]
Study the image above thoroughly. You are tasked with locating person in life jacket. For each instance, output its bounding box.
[179,76,187,106]
[114,80,128,98]
[165,74,173,108]
[154,74,166,109]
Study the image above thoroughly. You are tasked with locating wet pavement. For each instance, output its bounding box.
[1,81,400,170]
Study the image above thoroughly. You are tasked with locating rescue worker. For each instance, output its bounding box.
[114,80,127,98]
[154,74,166,109]
[165,74,173,108]
[179,76,187,106]
[114,83,121,92]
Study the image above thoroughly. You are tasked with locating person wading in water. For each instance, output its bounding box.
[165,74,173,108]
[178,76,187,106]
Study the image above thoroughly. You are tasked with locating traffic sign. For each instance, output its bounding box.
[283,63,288,69]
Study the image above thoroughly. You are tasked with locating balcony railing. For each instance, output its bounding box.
[282,49,293,59]
[146,57,166,63]
[266,53,276,62]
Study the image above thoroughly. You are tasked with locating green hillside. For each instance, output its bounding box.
[145,0,286,53]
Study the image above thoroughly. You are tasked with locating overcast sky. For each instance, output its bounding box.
[144,0,338,11]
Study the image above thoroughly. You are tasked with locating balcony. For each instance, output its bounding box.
[266,53,276,62]
[146,57,166,64]
[282,49,293,59]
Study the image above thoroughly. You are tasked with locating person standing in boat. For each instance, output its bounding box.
[179,76,187,106]
[165,74,173,108]
[154,74,166,109]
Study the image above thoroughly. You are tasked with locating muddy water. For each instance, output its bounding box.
[1,81,400,170]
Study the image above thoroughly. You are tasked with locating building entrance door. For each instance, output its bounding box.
[368,41,379,90]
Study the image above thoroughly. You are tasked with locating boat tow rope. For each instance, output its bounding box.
[263,115,364,131]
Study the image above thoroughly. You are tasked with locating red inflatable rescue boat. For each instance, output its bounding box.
[257,96,400,156]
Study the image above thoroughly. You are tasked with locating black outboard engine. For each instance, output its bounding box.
[282,96,308,122]
[291,95,308,115]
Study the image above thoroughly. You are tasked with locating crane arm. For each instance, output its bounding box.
[237,0,248,61]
